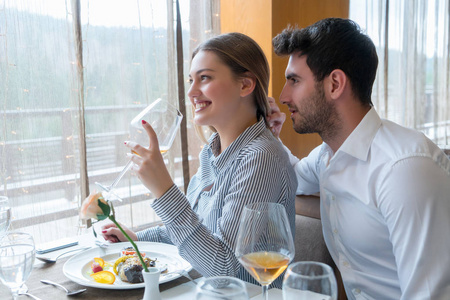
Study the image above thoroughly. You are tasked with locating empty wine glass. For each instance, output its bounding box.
[0,232,35,300]
[196,276,249,300]
[235,202,295,300]
[282,261,337,300]
[95,98,183,200]
[0,197,11,236]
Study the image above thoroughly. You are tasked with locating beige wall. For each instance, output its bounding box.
[221,0,349,158]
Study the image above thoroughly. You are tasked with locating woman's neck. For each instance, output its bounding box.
[215,115,259,154]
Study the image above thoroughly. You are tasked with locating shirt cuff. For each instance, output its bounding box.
[136,226,160,242]
[151,184,190,224]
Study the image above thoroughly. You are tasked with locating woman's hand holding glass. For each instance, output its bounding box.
[95,98,182,201]
[125,119,174,198]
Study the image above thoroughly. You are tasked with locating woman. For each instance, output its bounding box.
[101,32,297,288]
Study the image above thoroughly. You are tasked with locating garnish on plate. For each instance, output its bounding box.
[91,257,105,273]
[90,271,116,284]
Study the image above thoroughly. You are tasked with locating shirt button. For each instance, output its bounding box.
[333,229,338,234]
[354,288,361,294]
[331,195,336,201]
[343,261,349,267]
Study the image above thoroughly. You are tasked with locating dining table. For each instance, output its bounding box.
[0,235,282,300]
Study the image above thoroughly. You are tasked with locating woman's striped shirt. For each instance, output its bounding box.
[137,119,297,288]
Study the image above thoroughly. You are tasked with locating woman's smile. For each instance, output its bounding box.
[194,100,212,112]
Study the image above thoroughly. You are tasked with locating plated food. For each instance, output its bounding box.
[63,241,192,290]
[88,246,165,285]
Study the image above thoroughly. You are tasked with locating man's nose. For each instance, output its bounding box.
[279,84,290,105]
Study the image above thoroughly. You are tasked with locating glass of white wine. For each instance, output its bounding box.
[282,261,337,300]
[0,197,11,236]
[95,98,183,200]
[0,232,35,300]
[235,202,295,300]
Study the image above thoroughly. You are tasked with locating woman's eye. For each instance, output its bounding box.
[201,75,210,81]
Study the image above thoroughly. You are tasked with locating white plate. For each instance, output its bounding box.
[63,241,192,290]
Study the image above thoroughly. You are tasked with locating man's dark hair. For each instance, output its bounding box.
[273,18,378,106]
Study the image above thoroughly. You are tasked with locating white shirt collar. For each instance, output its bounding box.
[337,107,382,161]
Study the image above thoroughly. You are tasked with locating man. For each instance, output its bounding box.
[269,18,450,299]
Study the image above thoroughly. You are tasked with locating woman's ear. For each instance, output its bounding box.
[240,72,256,97]
[326,69,347,100]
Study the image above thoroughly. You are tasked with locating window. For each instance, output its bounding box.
[350,0,450,146]
[0,0,220,244]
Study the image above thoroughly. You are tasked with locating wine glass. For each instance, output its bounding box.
[0,197,11,236]
[282,261,337,300]
[196,276,249,300]
[0,232,35,300]
[235,202,295,300]
[95,98,183,200]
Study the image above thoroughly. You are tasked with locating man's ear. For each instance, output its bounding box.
[240,72,256,97]
[326,69,347,100]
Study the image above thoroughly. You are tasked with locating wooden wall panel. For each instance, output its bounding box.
[220,0,273,95]
[221,0,349,159]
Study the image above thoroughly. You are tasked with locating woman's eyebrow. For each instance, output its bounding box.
[194,68,215,74]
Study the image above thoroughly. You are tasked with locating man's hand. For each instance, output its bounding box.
[267,97,286,139]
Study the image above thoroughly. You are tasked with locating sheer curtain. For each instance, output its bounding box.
[0,0,219,244]
[350,0,450,146]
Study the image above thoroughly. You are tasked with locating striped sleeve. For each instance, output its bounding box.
[150,149,294,285]
[136,223,173,245]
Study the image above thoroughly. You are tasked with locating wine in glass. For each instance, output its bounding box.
[196,276,249,300]
[95,98,183,200]
[235,202,295,300]
[0,197,11,236]
[282,261,338,300]
[0,232,35,300]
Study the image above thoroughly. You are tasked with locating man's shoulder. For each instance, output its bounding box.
[374,119,446,164]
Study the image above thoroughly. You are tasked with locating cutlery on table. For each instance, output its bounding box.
[36,246,90,263]
[18,287,43,300]
[40,280,87,296]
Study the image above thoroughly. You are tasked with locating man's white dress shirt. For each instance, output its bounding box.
[289,108,450,299]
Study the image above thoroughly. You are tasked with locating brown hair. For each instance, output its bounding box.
[273,18,378,106]
[191,32,270,141]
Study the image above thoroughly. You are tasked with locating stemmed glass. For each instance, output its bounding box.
[282,261,337,300]
[95,98,183,200]
[0,232,35,300]
[196,276,249,300]
[0,197,11,236]
[235,202,295,300]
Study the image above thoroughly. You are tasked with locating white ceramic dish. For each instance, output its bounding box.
[63,241,192,290]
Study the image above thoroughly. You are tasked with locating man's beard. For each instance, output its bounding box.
[292,84,337,137]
